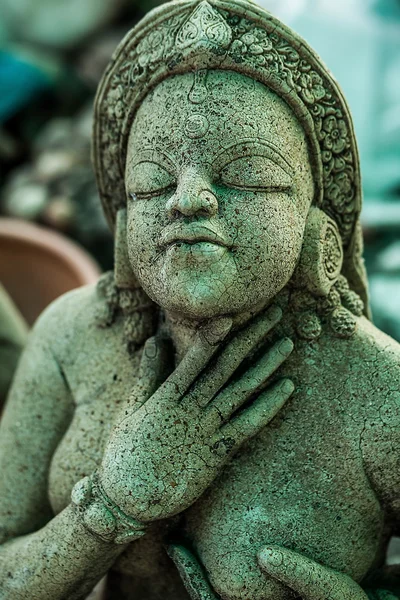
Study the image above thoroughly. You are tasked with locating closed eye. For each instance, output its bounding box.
[219,155,294,193]
[128,161,176,199]
[222,183,294,194]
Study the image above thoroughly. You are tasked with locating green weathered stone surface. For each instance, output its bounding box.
[0,1,399,599]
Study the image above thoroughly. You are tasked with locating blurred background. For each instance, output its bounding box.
[0,0,399,359]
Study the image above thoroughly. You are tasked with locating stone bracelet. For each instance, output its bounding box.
[71,471,148,544]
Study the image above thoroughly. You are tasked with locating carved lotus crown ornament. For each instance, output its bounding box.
[93,0,369,313]
[176,1,233,49]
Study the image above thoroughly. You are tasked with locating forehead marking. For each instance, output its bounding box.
[185,114,210,139]
[189,70,209,104]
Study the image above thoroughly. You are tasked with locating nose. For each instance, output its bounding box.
[166,170,218,219]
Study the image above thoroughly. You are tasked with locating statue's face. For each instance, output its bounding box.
[125,70,314,320]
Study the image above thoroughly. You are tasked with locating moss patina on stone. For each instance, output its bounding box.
[1,1,400,599]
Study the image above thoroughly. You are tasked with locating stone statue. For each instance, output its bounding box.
[1,1,399,599]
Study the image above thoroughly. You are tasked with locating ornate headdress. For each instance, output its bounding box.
[93,0,369,315]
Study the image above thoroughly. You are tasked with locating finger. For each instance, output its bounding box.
[159,317,233,402]
[137,336,173,402]
[167,544,219,600]
[185,305,283,409]
[258,545,368,600]
[114,336,173,420]
[219,379,294,443]
[205,337,293,425]
[200,317,235,347]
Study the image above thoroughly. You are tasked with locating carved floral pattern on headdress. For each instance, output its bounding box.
[298,71,326,105]
[322,115,348,154]
[94,0,361,249]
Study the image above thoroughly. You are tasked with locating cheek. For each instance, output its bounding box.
[126,204,165,306]
[126,200,165,259]
[232,197,305,257]
[228,196,306,290]
[266,202,305,256]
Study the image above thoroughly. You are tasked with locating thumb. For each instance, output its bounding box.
[258,545,368,600]
[137,335,173,403]
[167,544,219,600]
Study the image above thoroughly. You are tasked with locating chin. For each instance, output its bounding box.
[148,282,274,321]
[163,299,230,321]
[155,291,233,321]
[137,262,288,320]
[143,276,241,320]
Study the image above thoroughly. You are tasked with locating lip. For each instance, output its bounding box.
[159,223,230,248]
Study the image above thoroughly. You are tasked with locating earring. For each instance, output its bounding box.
[114,208,138,289]
[293,207,343,297]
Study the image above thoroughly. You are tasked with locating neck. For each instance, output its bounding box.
[163,295,285,364]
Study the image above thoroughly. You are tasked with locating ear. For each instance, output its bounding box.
[114,208,138,289]
[292,206,343,297]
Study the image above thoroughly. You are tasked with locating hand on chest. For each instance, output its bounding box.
[184,423,382,600]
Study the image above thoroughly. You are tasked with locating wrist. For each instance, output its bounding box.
[71,471,148,545]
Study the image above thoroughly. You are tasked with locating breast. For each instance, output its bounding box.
[48,371,137,513]
[49,402,109,513]
[184,396,384,600]
[48,312,142,515]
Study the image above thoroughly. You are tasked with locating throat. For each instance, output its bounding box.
[162,312,204,364]
[163,294,285,365]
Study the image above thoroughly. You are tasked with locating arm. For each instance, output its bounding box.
[0,298,126,600]
[0,506,126,600]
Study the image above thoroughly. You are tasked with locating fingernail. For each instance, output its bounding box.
[282,379,295,394]
[144,337,157,359]
[201,317,232,345]
[279,338,294,354]
[267,305,282,322]
[165,544,178,559]
[259,547,283,568]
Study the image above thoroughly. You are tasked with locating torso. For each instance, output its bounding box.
[48,286,399,600]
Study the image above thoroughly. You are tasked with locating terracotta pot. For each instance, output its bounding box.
[0,218,101,326]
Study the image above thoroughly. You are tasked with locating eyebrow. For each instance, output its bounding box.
[212,139,294,177]
[127,147,176,175]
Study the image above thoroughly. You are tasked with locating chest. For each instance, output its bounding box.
[183,412,383,600]
[48,377,383,600]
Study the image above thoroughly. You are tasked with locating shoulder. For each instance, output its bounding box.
[318,316,400,428]
[352,316,400,364]
[348,317,400,410]
[304,317,400,521]
[351,318,400,446]
[293,314,400,409]
[34,281,103,331]
[29,274,153,395]
[326,315,400,368]
[311,315,400,398]
[30,280,106,360]
[5,281,107,408]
